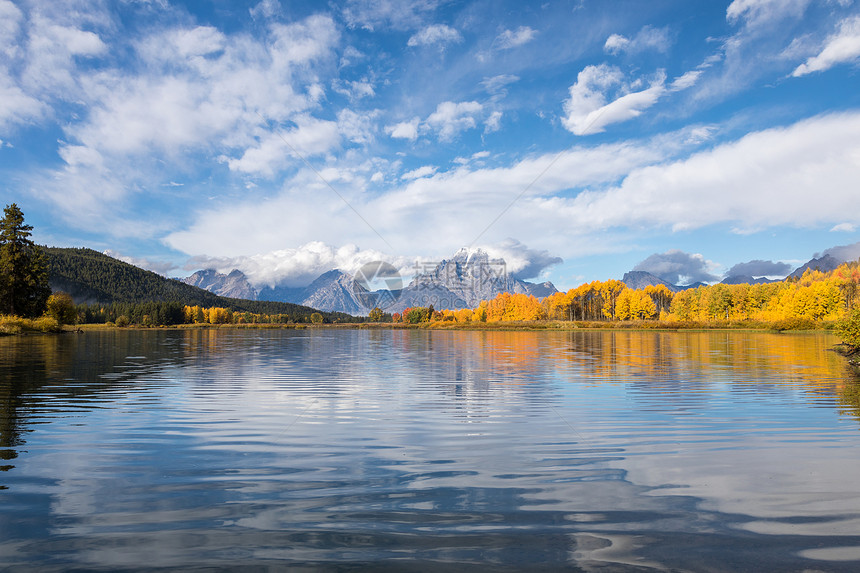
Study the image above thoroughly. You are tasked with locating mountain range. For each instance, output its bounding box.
[622,253,845,293]
[181,246,856,315]
[183,248,558,316]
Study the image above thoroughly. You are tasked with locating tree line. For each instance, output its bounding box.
[381,262,860,331]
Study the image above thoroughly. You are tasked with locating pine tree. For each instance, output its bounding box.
[0,204,50,317]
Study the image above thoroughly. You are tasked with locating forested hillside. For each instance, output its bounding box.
[45,247,357,323]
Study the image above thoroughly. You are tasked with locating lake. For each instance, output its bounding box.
[2,328,860,571]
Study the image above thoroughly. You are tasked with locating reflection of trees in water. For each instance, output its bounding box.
[3,329,859,476]
[0,331,188,482]
[837,376,860,420]
[557,330,860,426]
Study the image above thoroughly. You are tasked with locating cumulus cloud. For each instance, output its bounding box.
[725,259,791,277]
[185,242,414,288]
[482,238,562,280]
[633,250,719,285]
[425,100,483,140]
[822,241,860,263]
[494,26,537,50]
[338,108,378,144]
[70,14,338,159]
[385,117,420,141]
[792,15,860,76]
[562,65,666,135]
[407,24,462,47]
[168,112,860,277]
[484,111,503,133]
[223,115,341,176]
[332,79,375,100]
[604,26,671,55]
[165,137,666,260]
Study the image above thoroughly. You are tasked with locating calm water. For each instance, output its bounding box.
[2,328,860,571]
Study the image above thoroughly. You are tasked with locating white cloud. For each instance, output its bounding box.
[823,240,860,262]
[407,24,462,47]
[603,34,630,54]
[669,70,703,91]
[167,112,859,264]
[726,0,812,28]
[481,74,520,95]
[385,117,420,141]
[165,138,667,260]
[224,115,341,176]
[338,108,379,144]
[792,15,860,76]
[341,0,443,31]
[401,165,437,180]
[494,26,537,50]
[830,223,857,233]
[560,111,860,232]
[604,26,670,55]
[425,100,483,140]
[0,76,46,132]
[633,250,719,285]
[453,150,491,165]
[688,0,814,104]
[725,259,791,277]
[185,241,413,288]
[250,0,280,20]
[562,65,666,135]
[484,110,503,133]
[481,238,562,279]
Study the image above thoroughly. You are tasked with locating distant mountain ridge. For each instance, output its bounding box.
[623,251,852,291]
[180,244,859,316]
[789,254,843,278]
[183,248,559,315]
[620,271,681,292]
[183,269,257,300]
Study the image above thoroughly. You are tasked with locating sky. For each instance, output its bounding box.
[2,0,860,291]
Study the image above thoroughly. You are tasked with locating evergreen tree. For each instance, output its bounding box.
[0,204,50,317]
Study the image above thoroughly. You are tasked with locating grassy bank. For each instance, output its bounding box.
[347,318,836,332]
[8,317,837,335]
[0,314,64,335]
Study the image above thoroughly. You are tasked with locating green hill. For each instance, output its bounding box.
[45,247,357,322]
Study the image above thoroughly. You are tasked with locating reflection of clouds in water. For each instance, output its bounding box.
[2,329,860,569]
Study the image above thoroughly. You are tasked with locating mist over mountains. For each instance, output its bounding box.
[183,248,557,315]
[624,247,856,293]
[182,241,860,314]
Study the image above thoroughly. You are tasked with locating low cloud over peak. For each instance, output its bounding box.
[821,240,860,263]
[632,250,719,285]
[725,259,791,278]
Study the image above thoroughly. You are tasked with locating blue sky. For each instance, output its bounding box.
[2,0,860,290]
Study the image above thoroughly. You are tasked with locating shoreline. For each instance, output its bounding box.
[66,320,834,334]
